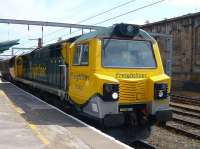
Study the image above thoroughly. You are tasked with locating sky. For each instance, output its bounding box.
[0,0,199,57]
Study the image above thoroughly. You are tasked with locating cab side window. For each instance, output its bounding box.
[73,45,81,65]
[73,44,89,65]
[81,44,89,65]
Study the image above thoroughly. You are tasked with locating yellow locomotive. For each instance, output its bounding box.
[1,23,172,135]
[68,24,171,126]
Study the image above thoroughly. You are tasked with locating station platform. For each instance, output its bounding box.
[0,80,131,149]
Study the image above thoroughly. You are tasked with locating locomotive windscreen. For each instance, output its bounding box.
[102,39,156,68]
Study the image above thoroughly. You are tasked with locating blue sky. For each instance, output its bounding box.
[0,0,199,56]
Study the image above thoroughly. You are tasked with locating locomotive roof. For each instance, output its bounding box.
[74,25,155,43]
[75,27,112,43]
[37,35,79,51]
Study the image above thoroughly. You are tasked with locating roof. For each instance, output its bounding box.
[0,39,20,53]
[142,11,200,27]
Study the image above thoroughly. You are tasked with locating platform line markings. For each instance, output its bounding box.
[15,106,25,114]
[0,90,50,145]
[10,82,133,149]
[28,124,50,145]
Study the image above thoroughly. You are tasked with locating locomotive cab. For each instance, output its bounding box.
[69,23,172,128]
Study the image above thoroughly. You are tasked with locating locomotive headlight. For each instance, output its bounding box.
[158,90,164,98]
[103,83,119,101]
[112,92,118,99]
[154,83,168,100]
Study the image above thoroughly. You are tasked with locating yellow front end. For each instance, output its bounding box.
[68,25,172,127]
[93,38,171,105]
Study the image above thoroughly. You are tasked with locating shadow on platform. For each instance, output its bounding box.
[0,82,85,128]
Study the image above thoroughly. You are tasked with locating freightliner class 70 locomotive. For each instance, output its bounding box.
[0,23,172,139]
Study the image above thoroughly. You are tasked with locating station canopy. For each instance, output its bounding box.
[0,39,19,53]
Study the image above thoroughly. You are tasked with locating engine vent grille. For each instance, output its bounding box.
[119,80,146,103]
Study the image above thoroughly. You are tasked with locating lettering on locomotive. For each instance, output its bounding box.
[116,73,147,78]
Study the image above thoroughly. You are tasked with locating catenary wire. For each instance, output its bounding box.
[43,0,166,45]
[43,0,138,37]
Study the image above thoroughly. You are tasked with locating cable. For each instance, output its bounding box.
[26,0,137,47]
[77,0,137,23]
[93,0,166,25]
[43,28,81,45]
[34,0,166,46]
[43,0,137,37]
[44,0,166,44]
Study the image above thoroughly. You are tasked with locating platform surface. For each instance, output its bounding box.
[0,80,130,149]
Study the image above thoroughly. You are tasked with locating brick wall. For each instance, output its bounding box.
[142,12,200,90]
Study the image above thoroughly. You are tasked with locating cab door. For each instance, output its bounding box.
[69,41,93,104]
[15,57,23,78]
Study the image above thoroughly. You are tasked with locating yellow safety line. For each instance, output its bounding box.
[15,107,25,114]
[28,124,50,145]
[0,90,50,145]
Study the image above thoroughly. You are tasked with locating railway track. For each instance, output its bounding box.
[172,107,200,119]
[172,114,200,128]
[163,122,200,140]
[164,99,200,140]
[171,94,200,106]
[170,102,200,114]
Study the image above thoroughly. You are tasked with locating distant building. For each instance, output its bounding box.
[142,12,200,90]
